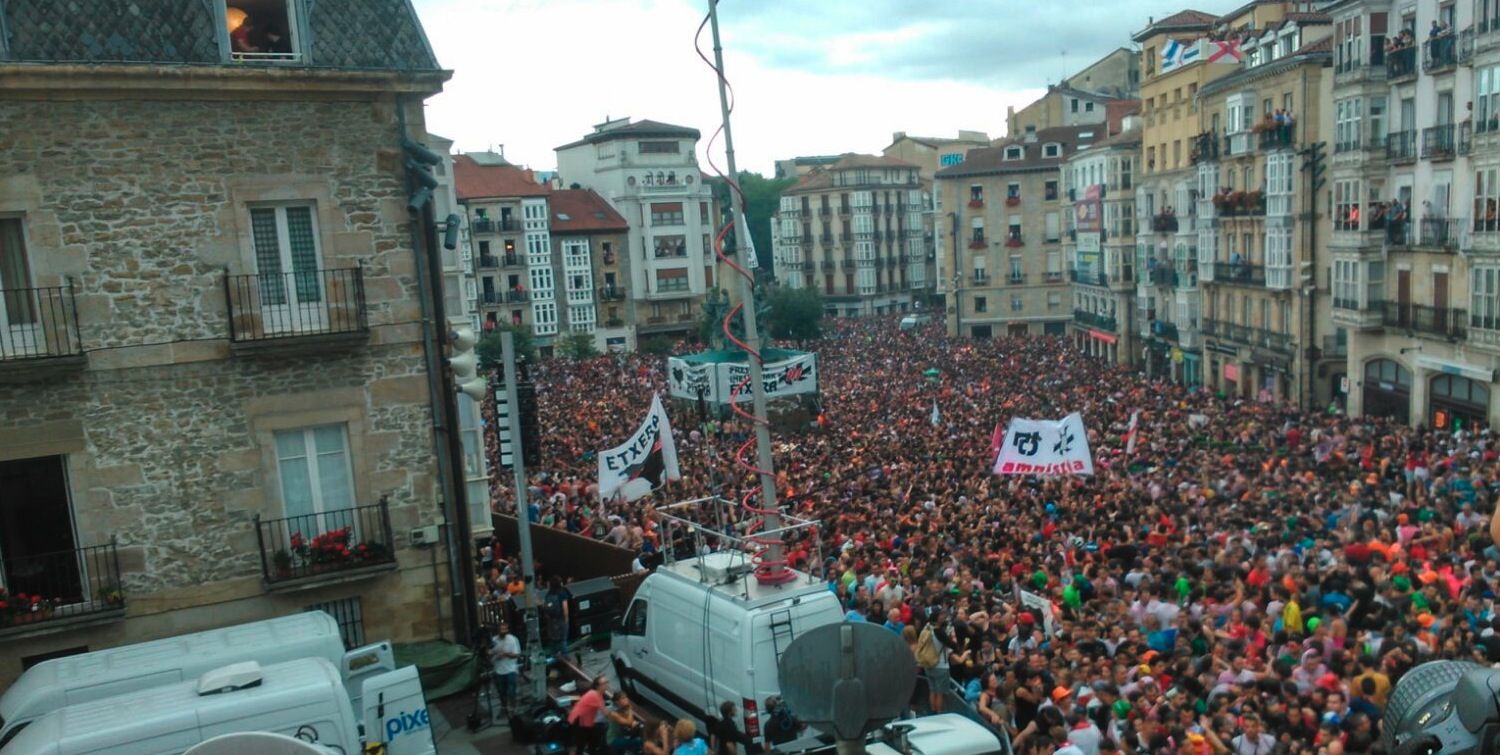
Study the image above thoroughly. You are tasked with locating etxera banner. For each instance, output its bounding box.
[719,354,818,403]
[992,412,1094,476]
[598,395,681,502]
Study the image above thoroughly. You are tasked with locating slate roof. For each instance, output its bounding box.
[556,119,701,150]
[936,126,1103,178]
[0,0,439,71]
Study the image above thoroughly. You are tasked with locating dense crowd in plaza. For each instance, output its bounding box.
[479,315,1500,755]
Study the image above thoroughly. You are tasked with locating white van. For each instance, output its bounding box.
[0,611,392,748]
[612,551,844,751]
[899,314,932,331]
[778,714,1006,755]
[0,658,434,755]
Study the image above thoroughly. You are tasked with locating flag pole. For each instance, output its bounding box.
[708,0,787,582]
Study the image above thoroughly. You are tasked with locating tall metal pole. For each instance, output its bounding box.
[501,331,545,702]
[708,0,784,578]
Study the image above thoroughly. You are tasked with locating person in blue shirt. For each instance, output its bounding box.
[883,608,904,634]
[845,597,867,622]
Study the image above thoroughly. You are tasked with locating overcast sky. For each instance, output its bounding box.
[413,0,1246,176]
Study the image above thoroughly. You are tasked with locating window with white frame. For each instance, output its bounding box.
[1004,147,1023,160]
[569,304,596,333]
[274,425,355,525]
[1473,267,1500,330]
[1365,260,1385,307]
[1043,144,1061,158]
[1265,228,1292,288]
[1480,66,1500,134]
[1265,153,1294,216]
[1011,295,1024,311]
[529,266,554,296]
[1009,255,1023,281]
[1334,180,1361,231]
[1333,259,1359,308]
[1476,168,1499,234]
[1335,98,1362,152]
[532,301,558,335]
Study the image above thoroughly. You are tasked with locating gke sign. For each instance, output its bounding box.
[386,707,431,740]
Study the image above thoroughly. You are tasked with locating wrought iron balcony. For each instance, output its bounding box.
[507,289,530,303]
[255,500,397,588]
[1418,217,1465,250]
[1259,127,1295,151]
[600,285,625,301]
[1152,214,1180,233]
[1210,262,1267,286]
[1074,309,1117,332]
[472,218,496,233]
[481,290,501,305]
[477,255,499,269]
[0,283,83,367]
[1151,319,1179,342]
[1190,131,1221,163]
[1382,302,1467,339]
[1386,44,1417,80]
[1423,33,1458,72]
[0,539,124,638]
[225,267,368,347]
[1387,130,1418,163]
[1421,125,1457,160]
[1201,319,1293,352]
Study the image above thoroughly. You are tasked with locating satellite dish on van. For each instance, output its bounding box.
[777,622,917,741]
[185,731,328,754]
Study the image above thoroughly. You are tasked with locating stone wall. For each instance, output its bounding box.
[0,90,453,687]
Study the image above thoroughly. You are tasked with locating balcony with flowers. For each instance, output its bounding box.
[255,499,397,590]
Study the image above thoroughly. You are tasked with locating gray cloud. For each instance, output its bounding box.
[719,0,1246,89]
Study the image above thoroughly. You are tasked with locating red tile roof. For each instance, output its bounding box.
[453,154,550,200]
[831,153,917,170]
[1134,9,1218,41]
[549,189,628,233]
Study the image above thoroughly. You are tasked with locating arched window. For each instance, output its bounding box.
[1364,358,1412,387]
[1431,374,1490,406]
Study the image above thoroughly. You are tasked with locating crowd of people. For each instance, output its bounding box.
[478,315,1500,755]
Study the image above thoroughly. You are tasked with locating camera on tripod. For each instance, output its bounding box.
[1385,661,1500,755]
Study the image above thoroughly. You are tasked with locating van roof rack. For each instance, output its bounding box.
[654,496,826,593]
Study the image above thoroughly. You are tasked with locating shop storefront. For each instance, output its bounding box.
[1362,358,1411,425]
[1429,374,1491,431]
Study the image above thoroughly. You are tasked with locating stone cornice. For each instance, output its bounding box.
[0,63,449,100]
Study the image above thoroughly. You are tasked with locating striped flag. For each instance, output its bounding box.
[1124,411,1140,456]
[930,401,941,427]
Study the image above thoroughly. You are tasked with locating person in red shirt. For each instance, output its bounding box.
[567,676,610,754]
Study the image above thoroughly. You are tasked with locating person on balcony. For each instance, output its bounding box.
[1388,197,1409,243]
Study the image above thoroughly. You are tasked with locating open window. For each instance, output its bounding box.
[225,1,301,62]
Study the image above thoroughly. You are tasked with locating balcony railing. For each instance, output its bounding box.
[1211,261,1267,286]
[477,255,499,269]
[1043,271,1065,283]
[1423,33,1458,72]
[472,219,496,233]
[821,261,836,272]
[600,286,625,301]
[1070,269,1109,287]
[481,290,501,305]
[1006,273,1027,285]
[0,284,83,364]
[1418,217,1465,249]
[1387,44,1417,79]
[255,500,397,586]
[1211,193,1267,217]
[1151,320,1179,342]
[1258,126,1295,151]
[225,266,368,344]
[1382,302,1467,339]
[969,237,987,249]
[1074,309,1118,332]
[1152,214,1180,233]
[973,273,991,285]
[1005,233,1024,248]
[1421,125,1456,160]
[1147,266,1177,286]
[1460,27,1477,63]
[1191,131,1221,163]
[0,539,124,635]
[507,289,530,302]
[1202,319,1294,352]
[1386,130,1418,162]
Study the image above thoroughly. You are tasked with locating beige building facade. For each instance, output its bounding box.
[772,155,930,316]
[1194,15,1337,408]
[936,127,1092,338]
[0,0,454,686]
[1065,126,1142,365]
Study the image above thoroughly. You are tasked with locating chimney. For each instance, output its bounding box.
[1024,125,1038,144]
[893,131,907,142]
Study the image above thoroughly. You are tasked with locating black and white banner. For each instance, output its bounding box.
[598,395,681,502]
[666,358,719,403]
[718,353,817,403]
[992,412,1094,476]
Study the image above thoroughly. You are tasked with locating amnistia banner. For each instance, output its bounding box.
[598,395,681,502]
[992,412,1094,476]
[718,353,817,403]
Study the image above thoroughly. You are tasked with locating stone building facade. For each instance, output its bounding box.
[0,0,453,686]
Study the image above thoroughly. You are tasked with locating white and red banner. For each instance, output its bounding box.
[992,412,1094,476]
[599,395,681,502]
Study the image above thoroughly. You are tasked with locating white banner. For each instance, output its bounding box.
[718,353,818,403]
[598,395,681,502]
[992,412,1094,476]
[666,357,719,403]
[1019,589,1059,637]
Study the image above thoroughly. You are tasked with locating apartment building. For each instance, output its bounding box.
[0,0,453,684]
[936,127,1094,338]
[1134,9,1233,386]
[453,156,632,352]
[1065,125,1142,365]
[1328,0,1500,428]
[772,155,930,316]
[1193,14,1337,408]
[883,132,988,309]
[556,118,719,340]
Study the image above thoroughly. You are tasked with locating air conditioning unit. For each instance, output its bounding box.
[410,525,440,546]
